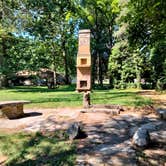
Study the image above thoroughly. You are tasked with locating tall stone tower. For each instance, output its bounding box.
[76,29,91,92]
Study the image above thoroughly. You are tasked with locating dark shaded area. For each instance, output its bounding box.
[92,84,111,90]
[76,115,166,165]
[7,112,42,120]
[31,95,81,104]
[0,132,76,166]
[67,122,87,140]
[23,112,43,118]
[8,85,76,93]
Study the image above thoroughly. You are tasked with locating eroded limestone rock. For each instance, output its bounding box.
[132,128,150,147]
[67,122,87,140]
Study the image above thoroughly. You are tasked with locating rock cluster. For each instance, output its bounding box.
[67,122,87,140]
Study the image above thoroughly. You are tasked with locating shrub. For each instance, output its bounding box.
[156,77,166,91]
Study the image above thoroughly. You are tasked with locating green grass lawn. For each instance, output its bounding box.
[0,85,152,108]
[0,132,76,165]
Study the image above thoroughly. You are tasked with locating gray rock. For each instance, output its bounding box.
[157,108,166,120]
[132,128,150,147]
[129,127,138,137]
[66,122,87,140]
[141,123,157,132]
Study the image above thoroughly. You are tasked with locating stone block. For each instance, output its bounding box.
[1,104,24,119]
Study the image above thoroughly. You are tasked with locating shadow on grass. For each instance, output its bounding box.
[30,94,82,104]
[0,132,76,166]
[92,92,152,106]
[28,91,151,107]
[2,85,152,107]
[28,92,135,106]
[9,85,76,93]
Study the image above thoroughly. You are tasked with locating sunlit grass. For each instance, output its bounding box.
[0,85,152,108]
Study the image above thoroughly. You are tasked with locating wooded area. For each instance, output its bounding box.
[0,0,165,90]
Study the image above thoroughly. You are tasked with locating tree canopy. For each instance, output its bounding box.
[0,0,165,89]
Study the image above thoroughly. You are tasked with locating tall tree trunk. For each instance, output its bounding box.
[98,52,103,87]
[1,37,8,87]
[62,40,70,85]
[50,41,57,88]
[136,65,141,89]
[108,22,113,87]
[95,8,104,87]
[91,51,96,86]
[63,50,70,84]
[0,41,4,71]
[0,38,4,87]
[52,53,57,87]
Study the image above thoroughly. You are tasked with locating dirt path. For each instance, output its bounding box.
[138,90,166,108]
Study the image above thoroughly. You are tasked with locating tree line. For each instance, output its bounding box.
[0,0,165,90]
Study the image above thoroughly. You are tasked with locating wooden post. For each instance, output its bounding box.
[83,91,91,108]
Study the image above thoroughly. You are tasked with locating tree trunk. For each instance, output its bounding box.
[52,52,56,87]
[95,8,103,87]
[63,50,70,85]
[61,39,70,85]
[1,37,8,87]
[50,42,57,88]
[136,65,141,89]
[99,53,103,87]
[91,50,97,86]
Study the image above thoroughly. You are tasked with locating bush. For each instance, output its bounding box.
[156,77,166,91]
[126,82,137,89]
[141,82,153,89]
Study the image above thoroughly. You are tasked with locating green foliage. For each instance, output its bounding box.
[108,0,165,90]
[0,0,78,86]
[0,0,165,89]
[156,77,166,91]
[150,41,166,89]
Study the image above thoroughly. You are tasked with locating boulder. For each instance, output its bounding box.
[132,128,150,148]
[67,122,87,140]
[156,108,166,120]
[129,127,138,137]
[141,123,157,131]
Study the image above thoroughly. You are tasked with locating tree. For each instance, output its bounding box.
[78,0,119,86]
[0,0,21,86]
[24,0,78,85]
[108,0,165,89]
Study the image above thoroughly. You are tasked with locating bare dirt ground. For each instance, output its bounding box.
[138,90,166,107]
[0,90,165,165]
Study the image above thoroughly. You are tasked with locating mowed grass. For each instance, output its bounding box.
[0,85,152,108]
[0,132,76,165]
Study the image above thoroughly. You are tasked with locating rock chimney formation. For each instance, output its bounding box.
[76,29,91,92]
